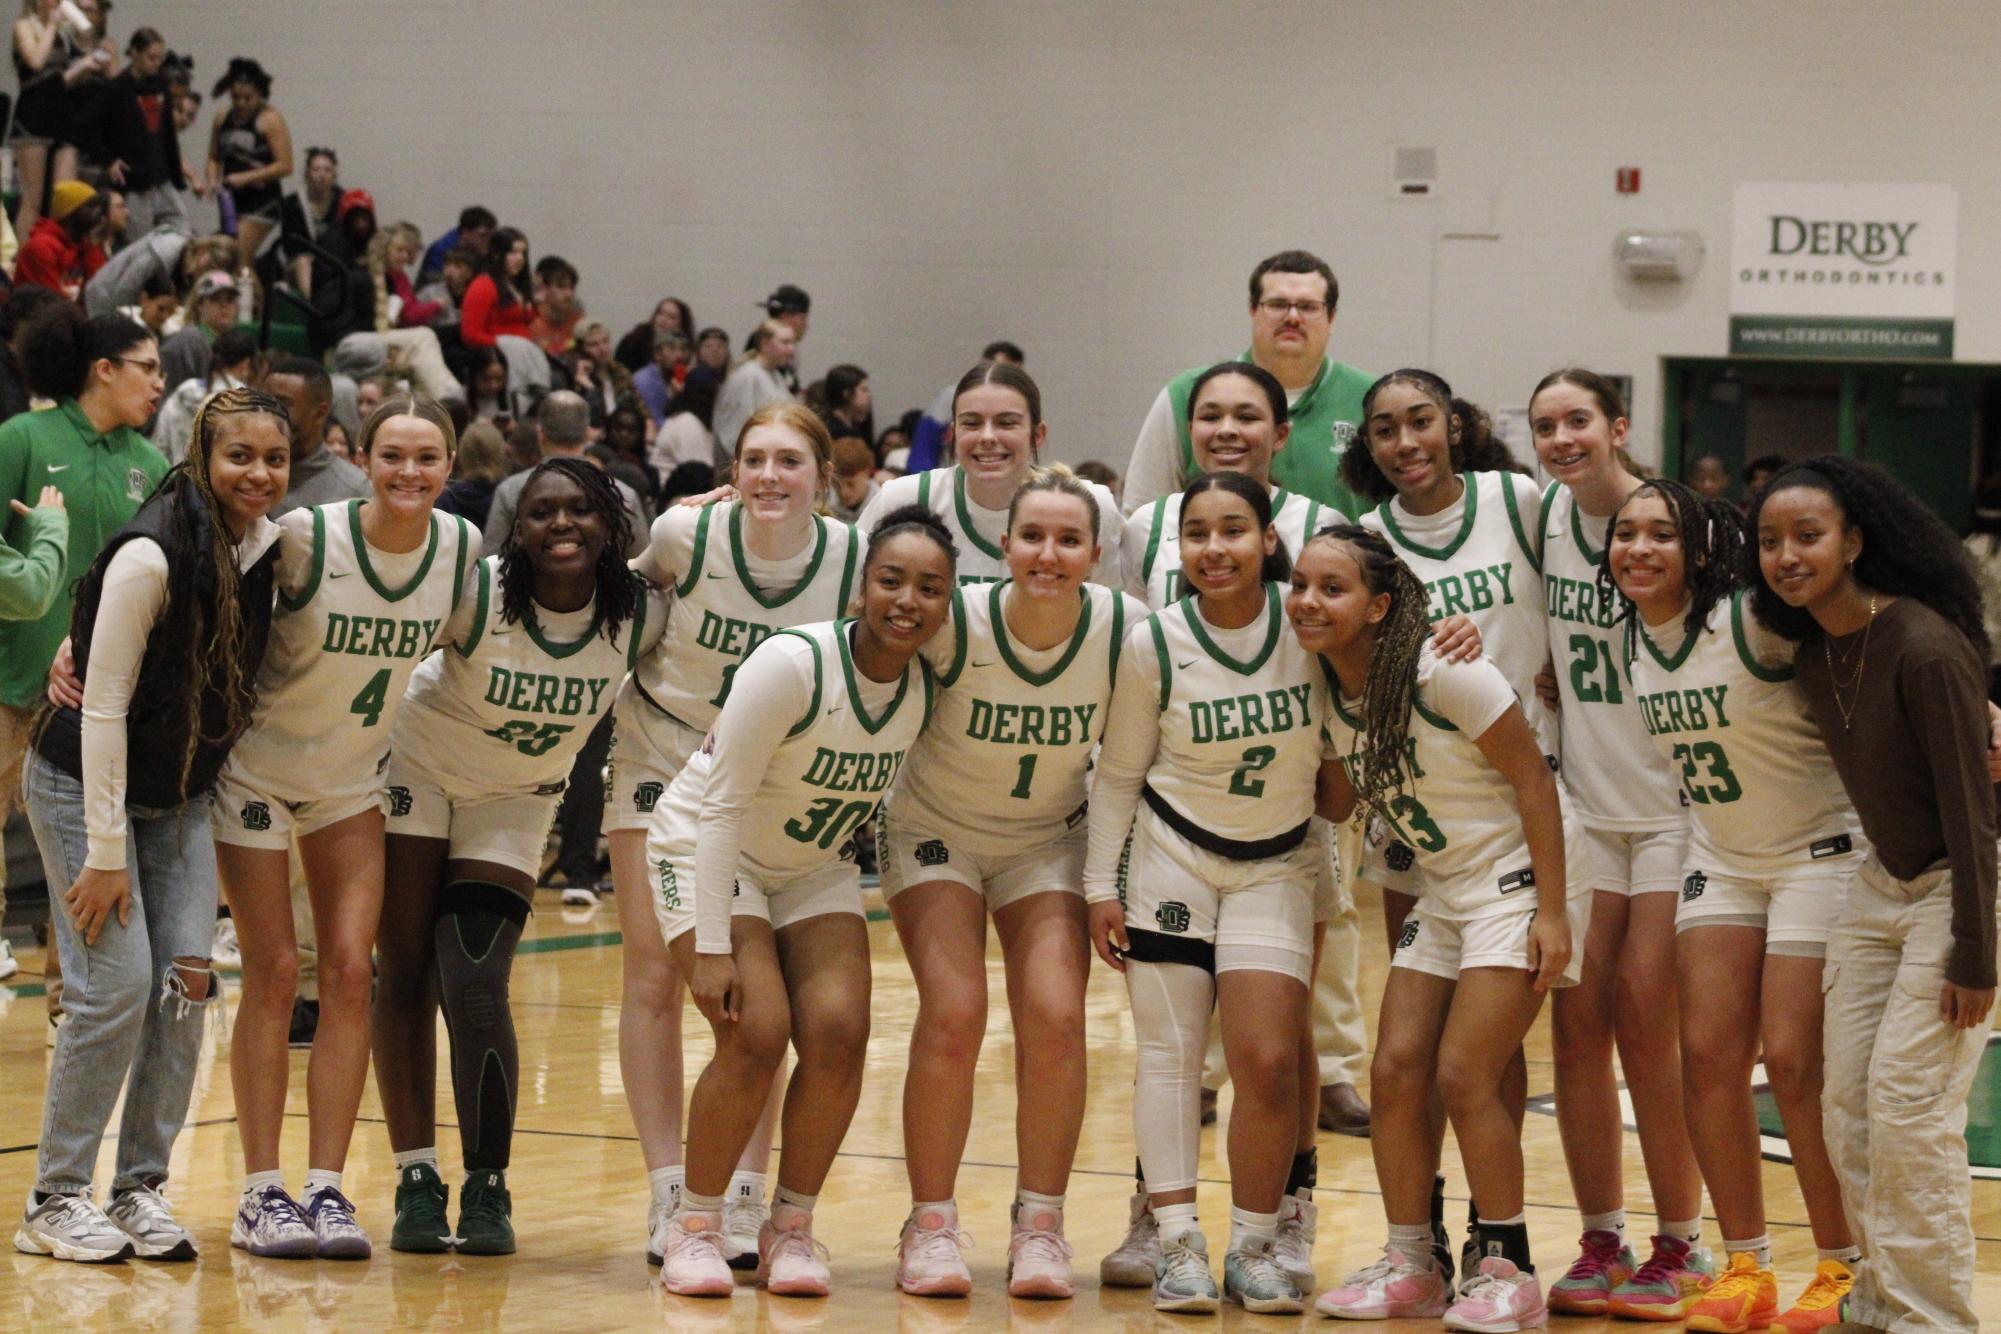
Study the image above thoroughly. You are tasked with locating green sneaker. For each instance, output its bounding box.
[1224,1237,1305,1314]
[390,1162,451,1254]
[457,1170,516,1255]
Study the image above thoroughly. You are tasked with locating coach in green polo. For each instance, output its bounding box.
[1122,250,1372,517]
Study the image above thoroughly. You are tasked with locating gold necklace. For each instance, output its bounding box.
[1824,594,1878,731]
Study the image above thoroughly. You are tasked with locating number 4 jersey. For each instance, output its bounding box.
[390,558,669,795]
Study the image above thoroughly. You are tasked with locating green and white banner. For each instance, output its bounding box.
[1730,183,1957,360]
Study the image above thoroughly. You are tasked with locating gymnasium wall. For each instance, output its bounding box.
[119,0,1997,471]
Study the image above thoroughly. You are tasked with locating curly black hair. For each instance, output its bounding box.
[1596,477,1747,663]
[1744,455,1990,660]
[498,458,640,646]
[1338,369,1526,505]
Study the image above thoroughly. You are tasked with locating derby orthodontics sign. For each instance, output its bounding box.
[1730,183,1956,359]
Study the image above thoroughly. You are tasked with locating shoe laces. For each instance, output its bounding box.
[114,1184,176,1232]
[1629,1237,1692,1288]
[768,1223,830,1265]
[1793,1261,1851,1311]
[252,1184,311,1229]
[902,1219,972,1262]
[1232,1242,1291,1289]
[1708,1255,1768,1301]
[669,1220,729,1264]
[1009,1222,1072,1267]
[1563,1232,1625,1280]
[1346,1248,1408,1285]
[462,1179,509,1221]
[308,1186,359,1228]
[44,1193,114,1235]
[1160,1236,1210,1283]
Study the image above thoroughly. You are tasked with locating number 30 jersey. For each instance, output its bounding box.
[1538,484,1685,829]
[1326,645,1547,920]
[391,558,668,794]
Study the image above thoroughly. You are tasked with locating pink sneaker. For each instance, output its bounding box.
[756,1209,831,1297]
[896,1207,972,1297]
[660,1212,735,1297]
[1315,1246,1450,1320]
[1007,1206,1075,1300]
[1444,1256,1547,1332]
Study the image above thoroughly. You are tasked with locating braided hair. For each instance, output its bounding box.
[158,387,292,796]
[497,457,639,645]
[1302,524,1432,818]
[1745,456,1991,659]
[1338,369,1526,505]
[1596,478,1746,662]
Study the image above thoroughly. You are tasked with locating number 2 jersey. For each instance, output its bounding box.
[391,557,669,794]
[223,499,478,801]
[657,619,935,952]
[1538,484,1685,830]
[1627,590,1859,872]
[1326,644,1575,920]
[886,580,1145,855]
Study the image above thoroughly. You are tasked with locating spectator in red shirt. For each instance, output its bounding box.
[457,225,532,349]
[14,180,106,296]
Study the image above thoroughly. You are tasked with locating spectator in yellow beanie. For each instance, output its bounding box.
[14,183,107,297]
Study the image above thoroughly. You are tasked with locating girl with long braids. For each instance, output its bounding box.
[16,388,290,1265]
[1749,457,1995,1334]
[212,394,477,1261]
[1299,525,1577,1332]
[370,458,666,1257]
[1527,369,1709,1318]
[1602,478,1860,1333]
[652,505,953,1299]
[1085,471,1335,1316]
[605,401,861,1270]
[881,466,1147,1300]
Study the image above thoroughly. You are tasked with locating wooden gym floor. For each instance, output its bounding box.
[2,888,1996,1331]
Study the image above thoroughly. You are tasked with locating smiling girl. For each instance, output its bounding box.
[212,394,477,1261]
[1086,471,1335,1315]
[370,458,666,1257]
[606,401,861,1268]
[1602,477,1859,1333]
[881,467,1146,1299]
[651,505,954,1299]
[16,389,288,1266]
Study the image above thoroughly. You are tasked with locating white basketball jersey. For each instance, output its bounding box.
[229,499,477,796]
[393,558,668,793]
[863,466,1124,587]
[1139,584,1333,841]
[1326,647,1542,920]
[1127,486,1342,611]
[1627,590,1860,871]
[634,501,860,731]
[663,620,934,885]
[1361,471,1549,733]
[1538,484,1685,829]
[888,581,1144,854]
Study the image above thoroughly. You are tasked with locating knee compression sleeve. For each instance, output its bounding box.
[1126,960,1214,1195]
[434,881,529,1172]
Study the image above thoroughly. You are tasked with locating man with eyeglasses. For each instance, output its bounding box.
[1121,249,1371,519]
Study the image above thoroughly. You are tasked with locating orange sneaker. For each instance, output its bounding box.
[1773,1259,1854,1333]
[1686,1251,1779,1333]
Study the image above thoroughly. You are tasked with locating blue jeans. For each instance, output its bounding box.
[22,750,220,1195]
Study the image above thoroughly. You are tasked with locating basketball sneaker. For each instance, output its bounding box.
[1548,1227,1636,1314]
[211,916,240,969]
[304,1185,371,1260]
[15,1191,134,1263]
[1151,1228,1219,1314]
[1315,1246,1450,1320]
[1774,1259,1854,1333]
[390,1162,451,1254]
[0,936,18,980]
[1686,1251,1780,1333]
[457,1170,515,1256]
[660,1213,734,1297]
[1444,1255,1548,1332]
[1272,1193,1318,1293]
[1609,1234,1716,1320]
[646,1199,669,1266]
[755,1210,831,1297]
[1006,1203,1073,1300]
[1223,1236,1305,1314]
[105,1183,197,1261]
[559,883,600,909]
[721,1192,769,1271]
[896,1206,971,1297]
[229,1183,317,1259]
[1098,1192,1160,1288]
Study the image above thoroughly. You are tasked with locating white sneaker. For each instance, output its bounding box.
[303,1185,371,1260]
[646,1199,669,1266]
[1273,1193,1318,1294]
[660,1213,734,1297]
[559,882,601,908]
[106,1184,197,1261]
[721,1193,768,1270]
[229,1184,316,1259]
[211,917,241,969]
[15,1192,134,1263]
[1098,1191,1161,1288]
[0,937,18,980]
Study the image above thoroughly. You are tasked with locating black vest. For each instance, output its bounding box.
[36,483,278,809]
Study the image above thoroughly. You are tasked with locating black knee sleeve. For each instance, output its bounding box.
[434,881,529,1172]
